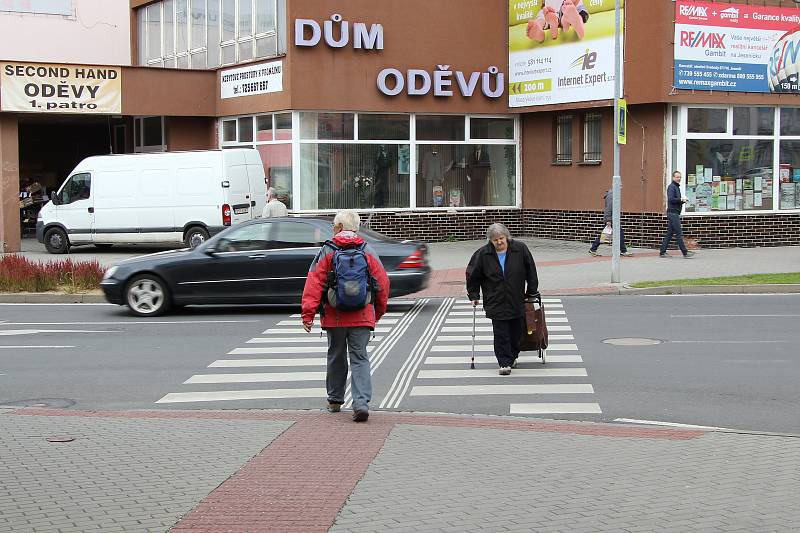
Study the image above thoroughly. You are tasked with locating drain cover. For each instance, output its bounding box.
[603,337,663,346]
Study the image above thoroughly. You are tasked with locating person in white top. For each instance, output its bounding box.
[262,187,289,218]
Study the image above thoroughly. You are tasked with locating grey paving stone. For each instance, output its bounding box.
[0,414,290,533]
[330,424,800,533]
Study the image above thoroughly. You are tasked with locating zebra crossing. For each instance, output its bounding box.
[155,301,424,406]
[398,298,602,416]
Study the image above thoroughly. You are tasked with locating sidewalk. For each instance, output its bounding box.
[2,407,798,532]
[6,237,800,299]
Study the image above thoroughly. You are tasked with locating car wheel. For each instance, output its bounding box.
[184,226,210,249]
[94,243,113,249]
[125,274,171,317]
[44,228,69,254]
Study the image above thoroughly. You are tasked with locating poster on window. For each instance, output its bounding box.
[508,0,624,107]
[1,62,121,114]
[674,0,800,93]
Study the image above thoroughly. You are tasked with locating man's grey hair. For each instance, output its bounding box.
[266,187,277,199]
[334,210,361,232]
[486,223,511,242]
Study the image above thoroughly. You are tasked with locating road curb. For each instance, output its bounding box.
[0,293,108,303]
[619,284,800,295]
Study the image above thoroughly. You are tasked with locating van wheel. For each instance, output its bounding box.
[44,228,69,254]
[126,274,171,317]
[94,244,113,250]
[184,227,209,249]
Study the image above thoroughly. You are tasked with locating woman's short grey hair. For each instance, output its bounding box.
[486,223,511,242]
[333,210,361,232]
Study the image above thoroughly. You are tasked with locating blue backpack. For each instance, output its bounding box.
[326,242,374,311]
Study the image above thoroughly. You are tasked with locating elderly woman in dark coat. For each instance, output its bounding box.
[466,223,539,375]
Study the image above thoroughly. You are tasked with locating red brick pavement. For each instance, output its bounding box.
[12,409,704,533]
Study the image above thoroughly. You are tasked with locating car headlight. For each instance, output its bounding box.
[102,266,118,280]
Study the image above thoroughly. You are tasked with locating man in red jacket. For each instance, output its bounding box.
[301,210,390,422]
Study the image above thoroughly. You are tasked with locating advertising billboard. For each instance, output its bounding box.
[674,0,800,93]
[508,0,624,107]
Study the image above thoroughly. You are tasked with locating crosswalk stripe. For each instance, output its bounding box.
[455,299,562,304]
[431,343,578,352]
[453,304,565,311]
[276,318,399,326]
[448,310,566,316]
[156,388,326,403]
[184,372,325,384]
[425,355,583,364]
[229,347,370,355]
[242,337,382,343]
[435,334,574,342]
[417,368,587,379]
[246,335,381,344]
[410,384,594,396]
[440,325,572,332]
[233,345,374,353]
[445,317,569,324]
[210,358,326,367]
[287,313,404,318]
[264,327,391,334]
[510,403,602,414]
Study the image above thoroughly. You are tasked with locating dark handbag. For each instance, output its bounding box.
[519,293,548,352]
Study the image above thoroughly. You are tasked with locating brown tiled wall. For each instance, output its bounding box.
[360,209,800,249]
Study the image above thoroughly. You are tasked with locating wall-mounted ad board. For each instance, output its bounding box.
[674,0,800,93]
[0,0,72,16]
[508,0,624,107]
[221,60,283,99]
[1,62,121,114]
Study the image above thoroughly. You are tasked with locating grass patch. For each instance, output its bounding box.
[0,255,106,293]
[630,272,800,288]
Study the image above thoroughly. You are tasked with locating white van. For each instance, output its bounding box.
[37,149,267,254]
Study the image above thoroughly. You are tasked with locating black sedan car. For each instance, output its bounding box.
[100,217,430,316]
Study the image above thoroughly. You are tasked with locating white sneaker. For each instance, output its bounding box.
[498,367,511,376]
[511,358,518,369]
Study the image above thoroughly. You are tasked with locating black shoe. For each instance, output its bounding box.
[353,410,369,422]
[327,402,342,413]
[659,253,670,258]
[683,251,696,258]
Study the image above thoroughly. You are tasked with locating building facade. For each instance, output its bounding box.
[2,0,800,253]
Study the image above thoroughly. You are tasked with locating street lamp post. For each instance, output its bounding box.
[611,0,622,283]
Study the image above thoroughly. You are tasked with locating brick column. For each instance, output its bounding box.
[0,114,21,253]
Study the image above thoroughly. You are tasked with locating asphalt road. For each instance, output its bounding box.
[1,295,798,434]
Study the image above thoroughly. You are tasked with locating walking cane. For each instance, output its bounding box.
[470,301,476,369]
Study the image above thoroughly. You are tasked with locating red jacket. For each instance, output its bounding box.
[301,231,390,329]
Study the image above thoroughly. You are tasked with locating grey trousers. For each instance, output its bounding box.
[325,327,372,412]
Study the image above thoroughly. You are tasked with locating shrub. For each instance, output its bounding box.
[0,255,106,293]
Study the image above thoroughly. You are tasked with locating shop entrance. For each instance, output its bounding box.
[17,115,131,238]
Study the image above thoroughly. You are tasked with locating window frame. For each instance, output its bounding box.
[553,114,574,165]
[581,112,602,164]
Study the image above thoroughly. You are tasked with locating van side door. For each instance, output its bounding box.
[54,172,93,245]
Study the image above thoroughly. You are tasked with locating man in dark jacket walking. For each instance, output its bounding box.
[588,188,633,257]
[466,223,538,375]
[659,171,695,258]
[301,210,390,422]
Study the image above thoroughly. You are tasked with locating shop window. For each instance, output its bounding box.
[780,108,800,136]
[299,144,411,210]
[553,115,573,164]
[416,115,465,141]
[275,113,292,140]
[358,114,410,141]
[685,139,774,212]
[300,113,355,140]
[470,118,514,140]
[416,144,515,208]
[258,144,292,208]
[238,116,254,143]
[582,113,602,163]
[733,107,774,136]
[256,115,273,142]
[135,117,166,152]
[687,108,727,134]
[778,142,800,210]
